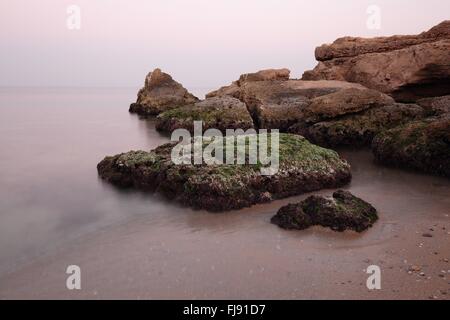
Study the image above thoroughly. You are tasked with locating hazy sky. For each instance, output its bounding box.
[0,0,448,88]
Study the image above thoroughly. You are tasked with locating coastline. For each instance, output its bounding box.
[1,149,448,300]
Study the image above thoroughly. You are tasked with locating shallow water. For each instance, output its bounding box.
[0,88,449,299]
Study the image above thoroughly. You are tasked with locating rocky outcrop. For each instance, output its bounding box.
[207,69,366,131]
[302,21,450,102]
[97,134,352,212]
[288,89,424,147]
[271,190,378,232]
[314,21,450,61]
[155,96,254,134]
[239,79,367,130]
[129,68,199,116]
[372,115,450,178]
[206,69,424,146]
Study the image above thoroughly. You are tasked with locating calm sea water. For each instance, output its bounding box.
[0,87,449,297]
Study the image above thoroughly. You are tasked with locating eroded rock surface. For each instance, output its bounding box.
[301,88,395,123]
[129,68,199,116]
[97,134,352,212]
[271,190,378,232]
[303,21,450,102]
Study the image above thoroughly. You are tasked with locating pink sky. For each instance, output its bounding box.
[0,0,448,88]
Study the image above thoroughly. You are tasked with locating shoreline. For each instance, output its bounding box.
[1,150,448,300]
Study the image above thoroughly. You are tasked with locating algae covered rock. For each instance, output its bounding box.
[289,103,424,147]
[129,68,199,116]
[97,134,351,211]
[155,96,254,134]
[271,190,378,232]
[372,116,450,178]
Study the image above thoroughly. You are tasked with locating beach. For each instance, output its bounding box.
[0,87,448,300]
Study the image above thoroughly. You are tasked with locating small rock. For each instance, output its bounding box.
[271,190,378,232]
[409,265,422,272]
[422,233,433,238]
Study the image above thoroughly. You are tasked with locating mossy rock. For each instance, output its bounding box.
[97,133,352,211]
[372,116,450,178]
[289,103,424,147]
[155,96,254,134]
[271,190,378,232]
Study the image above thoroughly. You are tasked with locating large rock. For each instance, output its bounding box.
[288,89,424,147]
[301,88,395,123]
[302,21,450,102]
[271,190,378,232]
[155,96,254,134]
[372,116,450,178]
[129,68,199,116]
[207,69,366,130]
[314,21,450,61]
[97,134,352,212]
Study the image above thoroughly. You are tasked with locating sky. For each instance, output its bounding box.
[0,0,448,88]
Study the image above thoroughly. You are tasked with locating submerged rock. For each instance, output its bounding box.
[155,96,254,134]
[97,134,352,212]
[302,21,450,102]
[271,190,378,232]
[129,68,199,116]
[372,116,450,178]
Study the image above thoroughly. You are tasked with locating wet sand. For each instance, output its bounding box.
[0,88,449,299]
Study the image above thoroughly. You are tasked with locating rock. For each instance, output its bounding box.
[422,233,433,238]
[271,190,378,232]
[372,116,450,178]
[314,21,450,61]
[302,21,450,102]
[155,96,254,134]
[205,82,241,99]
[129,68,199,116]
[301,88,395,123]
[417,95,450,116]
[97,134,352,212]
[289,103,424,147]
[237,68,291,84]
[239,80,366,130]
[206,68,366,130]
[409,265,422,272]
